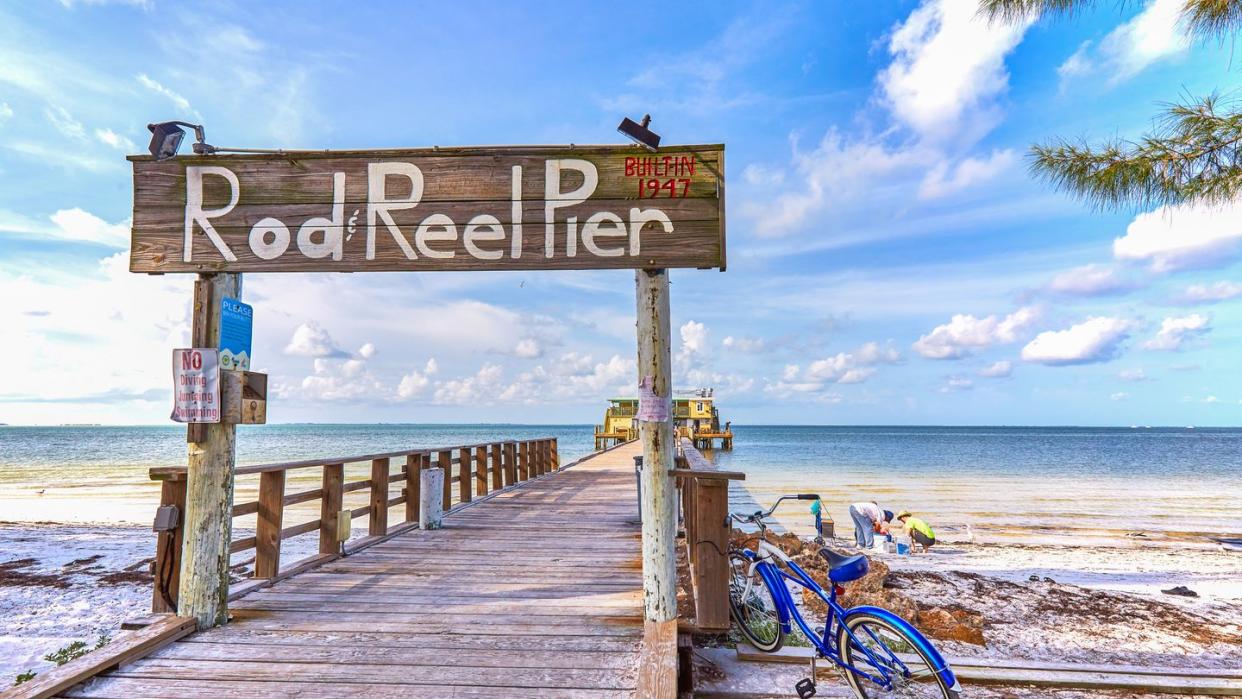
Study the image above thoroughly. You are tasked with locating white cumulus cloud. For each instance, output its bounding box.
[46,208,130,247]
[1113,200,1242,272]
[512,338,543,359]
[1143,314,1210,351]
[1021,317,1134,365]
[880,0,1032,145]
[804,342,901,385]
[913,306,1038,359]
[283,321,348,358]
[722,336,766,353]
[396,358,438,400]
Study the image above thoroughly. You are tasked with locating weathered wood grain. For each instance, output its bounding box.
[10,616,196,699]
[83,442,661,698]
[130,146,724,273]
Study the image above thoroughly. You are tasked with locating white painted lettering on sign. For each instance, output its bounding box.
[180,160,675,264]
[171,348,220,423]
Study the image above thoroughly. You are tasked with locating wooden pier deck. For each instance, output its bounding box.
[63,442,657,698]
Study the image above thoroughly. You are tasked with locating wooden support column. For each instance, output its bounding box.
[504,442,517,486]
[404,454,421,523]
[151,477,186,613]
[490,443,503,491]
[370,457,389,536]
[438,450,452,511]
[253,470,285,579]
[178,271,241,628]
[636,268,677,623]
[319,463,344,554]
[519,441,530,481]
[459,447,473,504]
[475,445,489,497]
[692,478,731,630]
[551,439,559,470]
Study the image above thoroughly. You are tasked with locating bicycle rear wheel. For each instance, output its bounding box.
[727,551,784,652]
[837,611,959,698]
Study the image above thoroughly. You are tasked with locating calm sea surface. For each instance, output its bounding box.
[1,425,1239,540]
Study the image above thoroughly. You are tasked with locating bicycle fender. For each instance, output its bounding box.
[843,606,959,691]
[754,562,794,632]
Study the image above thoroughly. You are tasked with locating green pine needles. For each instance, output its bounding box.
[981,0,1242,210]
[1032,95,1242,209]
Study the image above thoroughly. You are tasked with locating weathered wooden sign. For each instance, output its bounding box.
[128,145,725,273]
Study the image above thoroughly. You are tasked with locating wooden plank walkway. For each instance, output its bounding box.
[65,442,649,698]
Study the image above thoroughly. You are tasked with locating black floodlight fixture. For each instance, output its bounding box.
[147,121,218,160]
[617,114,660,151]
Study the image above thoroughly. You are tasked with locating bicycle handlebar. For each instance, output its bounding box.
[729,493,821,525]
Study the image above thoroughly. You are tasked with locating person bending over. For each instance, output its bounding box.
[896,510,936,553]
[848,501,892,549]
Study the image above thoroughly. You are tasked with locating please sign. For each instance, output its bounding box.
[128,145,725,273]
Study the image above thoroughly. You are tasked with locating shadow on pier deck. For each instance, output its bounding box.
[62,442,664,698]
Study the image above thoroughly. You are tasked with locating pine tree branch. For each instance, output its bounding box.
[1029,95,1242,209]
[980,0,1242,39]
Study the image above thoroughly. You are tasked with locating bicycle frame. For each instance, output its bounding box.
[737,541,955,691]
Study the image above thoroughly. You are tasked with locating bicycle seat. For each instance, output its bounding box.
[818,547,869,583]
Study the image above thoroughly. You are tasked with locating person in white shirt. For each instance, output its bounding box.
[848,501,893,548]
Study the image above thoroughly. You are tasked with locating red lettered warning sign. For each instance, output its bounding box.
[171,348,220,423]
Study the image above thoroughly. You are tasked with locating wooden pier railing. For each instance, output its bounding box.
[673,437,744,632]
[148,437,558,613]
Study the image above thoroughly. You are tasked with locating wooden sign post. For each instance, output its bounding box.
[130,144,725,630]
[181,272,240,628]
[636,269,677,623]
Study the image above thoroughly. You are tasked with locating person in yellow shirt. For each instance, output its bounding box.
[896,510,936,553]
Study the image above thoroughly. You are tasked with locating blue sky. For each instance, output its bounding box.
[1,0,1239,426]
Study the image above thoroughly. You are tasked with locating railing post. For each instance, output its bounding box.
[518,441,529,481]
[475,445,489,497]
[693,478,731,630]
[490,443,503,491]
[151,477,187,613]
[254,470,286,579]
[459,447,473,504]
[370,457,389,536]
[319,463,344,554]
[438,450,452,511]
[503,441,517,486]
[420,465,444,530]
[404,453,421,523]
[551,438,559,470]
[537,439,548,476]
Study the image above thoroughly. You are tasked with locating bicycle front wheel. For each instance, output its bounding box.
[727,551,784,652]
[837,611,959,698]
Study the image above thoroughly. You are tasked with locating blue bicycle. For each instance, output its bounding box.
[728,495,961,699]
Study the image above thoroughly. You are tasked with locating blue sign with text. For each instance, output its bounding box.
[219,297,253,371]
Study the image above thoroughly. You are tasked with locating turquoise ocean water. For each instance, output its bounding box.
[1,424,1239,540]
